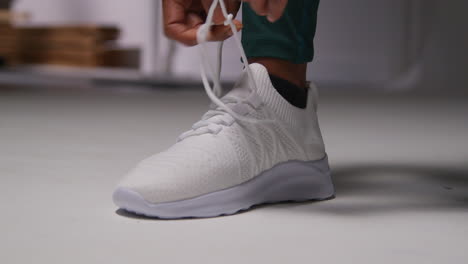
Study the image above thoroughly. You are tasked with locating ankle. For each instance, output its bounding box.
[247,57,307,88]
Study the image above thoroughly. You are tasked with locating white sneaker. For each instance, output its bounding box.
[113,63,335,218]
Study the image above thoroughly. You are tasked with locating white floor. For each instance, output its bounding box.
[1,85,467,264]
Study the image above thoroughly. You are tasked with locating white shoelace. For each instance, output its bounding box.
[178,0,306,171]
[178,0,271,141]
[196,0,255,114]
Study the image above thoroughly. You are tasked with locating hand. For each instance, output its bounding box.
[163,0,243,46]
[163,0,288,46]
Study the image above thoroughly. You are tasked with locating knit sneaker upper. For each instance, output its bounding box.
[117,63,326,203]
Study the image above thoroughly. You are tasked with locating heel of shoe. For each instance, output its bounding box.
[262,155,335,203]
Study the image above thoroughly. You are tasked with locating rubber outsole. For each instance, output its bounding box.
[113,155,335,219]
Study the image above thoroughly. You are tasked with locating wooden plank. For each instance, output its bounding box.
[0,10,30,24]
[17,25,120,41]
[20,47,140,68]
[17,37,108,52]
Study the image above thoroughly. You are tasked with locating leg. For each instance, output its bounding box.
[242,0,320,88]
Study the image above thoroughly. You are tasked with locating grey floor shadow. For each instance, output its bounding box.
[290,163,468,216]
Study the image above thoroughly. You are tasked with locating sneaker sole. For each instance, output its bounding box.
[113,155,335,219]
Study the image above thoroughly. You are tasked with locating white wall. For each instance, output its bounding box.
[311,0,414,84]
[418,0,468,92]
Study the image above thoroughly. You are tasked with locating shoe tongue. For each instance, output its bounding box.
[233,63,304,127]
[224,63,271,100]
[222,63,302,126]
[223,70,252,100]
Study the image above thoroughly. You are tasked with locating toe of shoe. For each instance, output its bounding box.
[112,186,149,214]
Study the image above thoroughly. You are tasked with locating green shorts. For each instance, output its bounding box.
[241,0,320,64]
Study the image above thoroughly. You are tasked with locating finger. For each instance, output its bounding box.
[244,0,268,16]
[206,20,243,42]
[224,0,242,19]
[163,0,204,46]
[266,0,288,22]
[165,18,242,46]
[163,0,242,46]
[165,13,206,46]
